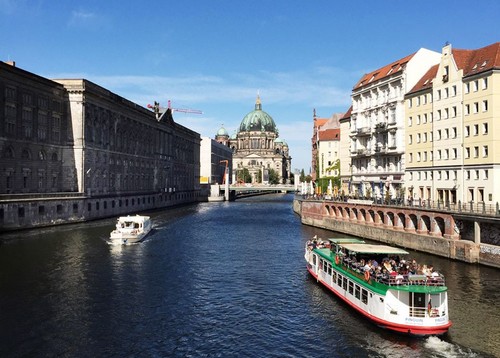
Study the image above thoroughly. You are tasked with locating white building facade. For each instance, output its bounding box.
[349,48,441,200]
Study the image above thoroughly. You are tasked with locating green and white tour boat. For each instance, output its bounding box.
[305,237,451,335]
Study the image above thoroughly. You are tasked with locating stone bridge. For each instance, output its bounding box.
[295,198,500,268]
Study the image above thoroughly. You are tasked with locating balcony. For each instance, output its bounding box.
[356,127,371,136]
[374,122,387,132]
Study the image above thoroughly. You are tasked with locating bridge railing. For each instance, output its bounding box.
[299,194,500,217]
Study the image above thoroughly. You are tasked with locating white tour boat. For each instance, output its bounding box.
[305,237,452,335]
[110,215,152,244]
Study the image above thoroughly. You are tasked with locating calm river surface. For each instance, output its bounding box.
[1,194,499,357]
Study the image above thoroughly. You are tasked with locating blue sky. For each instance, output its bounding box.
[1,0,499,172]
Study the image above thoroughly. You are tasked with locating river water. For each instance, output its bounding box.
[0,194,498,358]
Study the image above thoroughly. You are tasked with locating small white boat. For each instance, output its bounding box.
[109,215,152,244]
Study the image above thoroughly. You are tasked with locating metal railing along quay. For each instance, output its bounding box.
[300,195,500,218]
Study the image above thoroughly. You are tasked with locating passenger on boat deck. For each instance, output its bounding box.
[371,259,379,268]
[363,261,372,272]
[383,261,393,272]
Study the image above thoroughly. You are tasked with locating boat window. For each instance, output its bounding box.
[312,255,317,265]
[361,289,368,304]
[342,277,348,290]
[348,281,354,295]
[355,285,360,300]
[327,263,332,276]
[323,260,328,272]
[337,274,342,287]
[332,271,337,283]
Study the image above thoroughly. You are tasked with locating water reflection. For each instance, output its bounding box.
[0,195,498,357]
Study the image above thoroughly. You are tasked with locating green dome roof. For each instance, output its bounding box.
[217,126,228,136]
[239,95,277,133]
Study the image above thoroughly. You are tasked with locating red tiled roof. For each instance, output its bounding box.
[318,128,340,141]
[341,106,352,120]
[407,64,438,95]
[461,42,500,77]
[314,118,328,128]
[353,52,416,89]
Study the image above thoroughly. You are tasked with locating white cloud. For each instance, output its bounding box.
[48,67,354,172]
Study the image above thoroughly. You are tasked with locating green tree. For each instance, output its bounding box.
[268,168,280,184]
[300,169,306,182]
[237,168,252,183]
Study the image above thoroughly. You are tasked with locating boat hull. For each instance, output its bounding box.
[306,264,451,336]
[110,229,151,245]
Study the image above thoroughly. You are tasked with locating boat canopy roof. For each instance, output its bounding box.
[328,238,365,244]
[117,215,150,223]
[341,243,409,255]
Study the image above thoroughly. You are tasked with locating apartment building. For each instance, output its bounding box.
[405,42,500,205]
[349,48,441,199]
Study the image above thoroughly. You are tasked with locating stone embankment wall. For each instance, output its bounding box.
[294,198,500,269]
[0,189,209,233]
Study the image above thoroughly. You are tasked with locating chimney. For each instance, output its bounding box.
[5,61,16,67]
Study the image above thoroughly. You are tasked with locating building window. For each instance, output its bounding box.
[452,85,457,96]
[408,135,412,144]
[474,124,479,136]
[465,147,470,158]
[437,90,441,100]
[408,117,412,126]
[465,82,470,93]
[483,146,488,157]
[482,100,488,112]
[482,78,488,90]
[484,170,489,180]
[452,148,457,159]
[483,123,488,134]
[465,125,470,137]
[473,102,479,113]
[474,146,479,158]
[465,104,470,115]
[473,80,478,92]
[452,127,457,138]
[452,106,457,117]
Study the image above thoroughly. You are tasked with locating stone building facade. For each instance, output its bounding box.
[0,61,202,231]
[216,95,291,184]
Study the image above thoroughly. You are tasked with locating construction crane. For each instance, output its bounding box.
[147,100,203,118]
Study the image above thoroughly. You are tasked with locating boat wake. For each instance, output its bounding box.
[424,336,480,357]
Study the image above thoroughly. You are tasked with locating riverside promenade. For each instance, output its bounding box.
[293,196,500,269]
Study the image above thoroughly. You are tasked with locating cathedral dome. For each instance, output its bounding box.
[217,126,228,136]
[239,95,277,133]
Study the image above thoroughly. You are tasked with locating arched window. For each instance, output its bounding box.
[39,150,46,160]
[21,148,31,160]
[51,152,58,161]
[4,146,15,159]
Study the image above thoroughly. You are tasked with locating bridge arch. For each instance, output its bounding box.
[420,215,431,234]
[434,216,445,237]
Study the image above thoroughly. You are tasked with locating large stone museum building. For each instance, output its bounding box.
[0,61,202,231]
